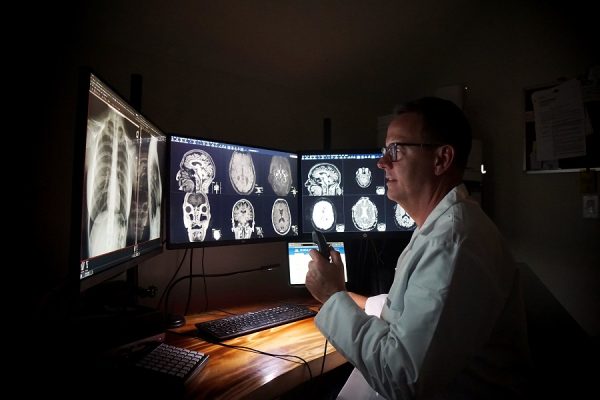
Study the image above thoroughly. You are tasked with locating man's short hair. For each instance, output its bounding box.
[396,97,472,169]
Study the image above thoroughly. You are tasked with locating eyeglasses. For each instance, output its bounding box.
[380,142,443,162]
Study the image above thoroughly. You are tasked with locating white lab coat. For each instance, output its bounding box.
[316,185,530,400]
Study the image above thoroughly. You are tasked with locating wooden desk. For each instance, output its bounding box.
[166,300,347,399]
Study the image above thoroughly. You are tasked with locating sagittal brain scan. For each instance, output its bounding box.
[176,149,215,194]
[168,135,299,246]
[394,204,416,230]
[300,152,416,235]
[229,151,256,195]
[268,156,292,196]
[352,197,378,231]
[272,198,292,235]
[305,163,343,196]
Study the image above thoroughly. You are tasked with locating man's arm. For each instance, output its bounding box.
[347,292,367,309]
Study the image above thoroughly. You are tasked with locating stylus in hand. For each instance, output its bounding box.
[312,230,330,260]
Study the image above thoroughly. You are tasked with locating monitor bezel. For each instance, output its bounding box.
[70,68,166,294]
[166,133,301,249]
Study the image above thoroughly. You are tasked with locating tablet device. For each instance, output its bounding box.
[287,241,347,286]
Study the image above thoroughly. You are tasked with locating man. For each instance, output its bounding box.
[305,97,530,399]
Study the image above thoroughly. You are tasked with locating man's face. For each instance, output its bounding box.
[377,113,434,208]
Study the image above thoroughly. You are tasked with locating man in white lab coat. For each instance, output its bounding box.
[306,97,530,399]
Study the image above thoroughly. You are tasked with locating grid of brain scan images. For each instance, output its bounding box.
[300,152,416,234]
[168,135,300,246]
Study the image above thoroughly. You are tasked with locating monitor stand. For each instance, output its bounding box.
[75,280,166,354]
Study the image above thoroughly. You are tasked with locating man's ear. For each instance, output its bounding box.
[433,145,454,176]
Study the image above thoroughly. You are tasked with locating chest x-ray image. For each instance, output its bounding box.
[352,196,378,231]
[176,149,215,194]
[128,135,163,243]
[305,163,343,196]
[229,151,256,195]
[85,107,136,257]
[268,156,293,196]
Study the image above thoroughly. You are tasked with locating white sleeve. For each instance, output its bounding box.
[364,294,387,317]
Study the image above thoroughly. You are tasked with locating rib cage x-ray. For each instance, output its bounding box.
[84,96,165,258]
[85,108,135,257]
[128,136,163,242]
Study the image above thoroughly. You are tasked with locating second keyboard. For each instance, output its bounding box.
[196,304,317,341]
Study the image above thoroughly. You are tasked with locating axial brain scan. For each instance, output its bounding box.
[229,151,256,195]
[176,149,215,194]
[355,167,372,188]
[268,156,292,196]
[352,196,378,231]
[311,198,336,231]
[305,163,343,196]
[271,198,292,235]
[394,204,416,229]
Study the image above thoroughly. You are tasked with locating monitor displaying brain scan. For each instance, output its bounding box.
[167,135,300,247]
[300,151,416,236]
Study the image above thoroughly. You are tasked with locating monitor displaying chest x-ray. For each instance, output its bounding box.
[167,134,300,248]
[72,71,167,292]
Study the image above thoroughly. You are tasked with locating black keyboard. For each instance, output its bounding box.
[134,343,209,383]
[196,304,317,341]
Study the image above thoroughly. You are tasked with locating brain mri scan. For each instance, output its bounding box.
[182,192,211,242]
[231,199,255,239]
[351,196,378,231]
[229,151,256,195]
[268,156,292,196]
[271,198,292,235]
[355,167,372,188]
[305,163,343,196]
[311,198,336,231]
[394,204,416,230]
[176,149,215,194]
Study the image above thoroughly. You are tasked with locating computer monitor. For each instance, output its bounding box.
[299,150,416,239]
[71,70,167,292]
[287,241,347,286]
[167,134,300,248]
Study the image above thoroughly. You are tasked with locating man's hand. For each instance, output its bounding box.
[305,248,346,304]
